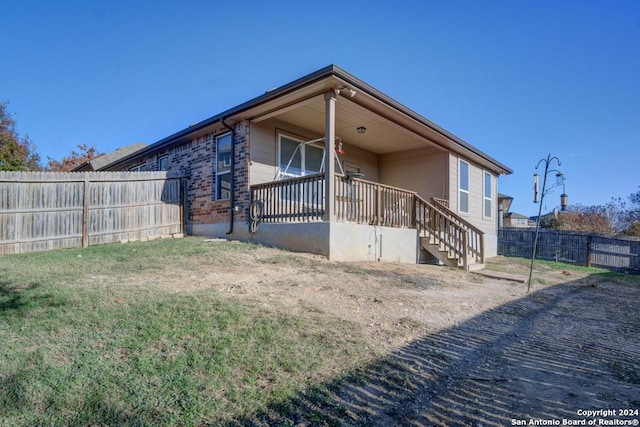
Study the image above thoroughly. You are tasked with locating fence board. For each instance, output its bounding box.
[0,171,183,255]
[498,227,640,273]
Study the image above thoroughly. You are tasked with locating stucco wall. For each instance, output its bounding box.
[192,220,418,263]
[329,222,418,263]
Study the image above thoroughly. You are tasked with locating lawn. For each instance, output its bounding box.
[2,238,638,426]
[0,238,369,426]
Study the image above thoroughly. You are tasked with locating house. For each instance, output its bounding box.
[498,193,536,228]
[100,65,512,269]
[504,212,535,228]
[72,143,148,171]
[498,193,513,227]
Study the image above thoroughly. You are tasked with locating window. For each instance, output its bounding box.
[278,134,323,178]
[216,133,232,200]
[278,134,323,206]
[129,163,145,172]
[458,160,469,214]
[483,171,492,218]
[158,156,169,171]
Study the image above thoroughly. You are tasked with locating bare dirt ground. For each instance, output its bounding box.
[138,241,640,426]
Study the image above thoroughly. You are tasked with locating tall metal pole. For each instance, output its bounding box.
[527,154,563,293]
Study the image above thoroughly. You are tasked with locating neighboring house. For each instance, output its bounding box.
[498,193,536,228]
[100,65,512,269]
[504,212,535,228]
[73,143,148,172]
[498,193,514,227]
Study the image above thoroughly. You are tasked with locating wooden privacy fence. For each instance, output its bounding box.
[498,227,640,273]
[0,171,184,255]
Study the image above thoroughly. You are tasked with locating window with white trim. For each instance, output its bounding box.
[278,134,323,206]
[458,160,469,214]
[216,133,232,200]
[483,171,492,218]
[278,134,323,178]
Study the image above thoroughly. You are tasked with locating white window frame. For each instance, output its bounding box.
[458,159,470,214]
[129,163,145,172]
[215,132,232,201]
[277,133,324,207]
[483,171,492,219]
[277,132,323,179]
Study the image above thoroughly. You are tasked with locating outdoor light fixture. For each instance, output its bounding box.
[357,126,366,134]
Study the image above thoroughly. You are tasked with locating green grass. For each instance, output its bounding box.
[0,238,369,426]
[486,256,640,288]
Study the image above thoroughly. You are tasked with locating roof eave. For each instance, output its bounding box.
[104,64,513,175]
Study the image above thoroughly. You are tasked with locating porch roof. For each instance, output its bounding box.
[103,65,512,175]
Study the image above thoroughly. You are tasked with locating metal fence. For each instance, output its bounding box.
[498,227,640,273]
[0,171,184,255]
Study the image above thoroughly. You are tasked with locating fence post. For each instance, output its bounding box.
[586,234,592,267]
[179,178,185,235]
[82,178,90,248]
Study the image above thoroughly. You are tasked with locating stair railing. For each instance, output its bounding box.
[414,195,484,267]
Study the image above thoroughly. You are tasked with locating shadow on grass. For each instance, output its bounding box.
[0,280,65,313]
[227,276,640,426]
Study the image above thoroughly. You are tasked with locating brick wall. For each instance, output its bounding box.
[115,120,251,228]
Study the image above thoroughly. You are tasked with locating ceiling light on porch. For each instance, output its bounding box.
[357,126,367,134]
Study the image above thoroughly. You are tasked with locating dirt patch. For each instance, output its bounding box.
[120,241,640,425]
[140,244,541,351]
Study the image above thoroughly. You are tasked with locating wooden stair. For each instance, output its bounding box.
[414,196,485,271]
[420,236,485,271]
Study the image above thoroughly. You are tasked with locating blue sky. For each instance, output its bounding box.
[2,0,639,216]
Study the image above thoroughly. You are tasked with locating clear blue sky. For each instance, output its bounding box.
[2,0,639,216]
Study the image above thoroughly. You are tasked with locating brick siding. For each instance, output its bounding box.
[115,120,251,228]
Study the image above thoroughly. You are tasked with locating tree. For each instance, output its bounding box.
[541,187,640,237]
[541,204,615,235]
[0,101,41,171]
[623,187,640,237]
[46,144,103,172]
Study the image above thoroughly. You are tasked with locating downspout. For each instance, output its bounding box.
[222,117,235,235]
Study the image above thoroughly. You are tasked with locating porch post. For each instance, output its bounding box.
[324,90,337,221]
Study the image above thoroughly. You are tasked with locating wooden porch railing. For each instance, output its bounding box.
[334,174,414,227]
[249,174,484,267]
[250,173,325,223]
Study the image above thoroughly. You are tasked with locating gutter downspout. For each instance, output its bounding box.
[222,118,235,235]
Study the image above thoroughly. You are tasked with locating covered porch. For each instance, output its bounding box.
[217,68,510,266]
[249,172,484,269]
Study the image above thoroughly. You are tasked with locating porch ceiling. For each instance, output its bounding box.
[257,93,444,155]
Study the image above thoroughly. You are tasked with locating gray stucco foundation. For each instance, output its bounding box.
[192,221,419,263]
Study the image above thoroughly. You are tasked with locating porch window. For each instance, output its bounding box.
[483,171,492,218]
[278,134,323,206]
[458,160,469,214]
[216,133,232,200]
[278,134,323,178]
